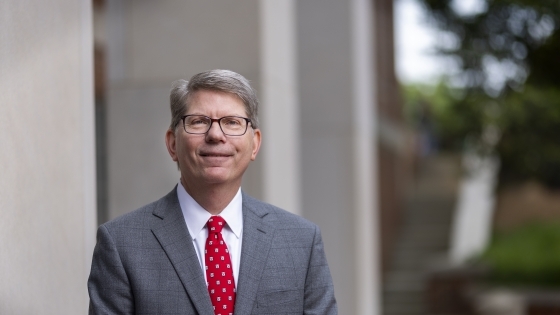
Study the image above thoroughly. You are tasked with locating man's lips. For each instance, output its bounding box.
[199,152,233,157]
[198,150,234,163]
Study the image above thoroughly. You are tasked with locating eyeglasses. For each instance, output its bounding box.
[181,115,253,136]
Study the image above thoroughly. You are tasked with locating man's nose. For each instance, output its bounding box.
[205,120,226,141]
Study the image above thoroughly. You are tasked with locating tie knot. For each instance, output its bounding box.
[207,216,226,233]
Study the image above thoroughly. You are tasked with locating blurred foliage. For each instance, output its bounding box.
[497,86,560,187]
[478,221,560,287]
[405,0,560,188]
[403,83,560,188]
[402,82,485,151]
[418,0,560,93]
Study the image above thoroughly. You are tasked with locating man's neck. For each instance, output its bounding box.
[181,178,240,215]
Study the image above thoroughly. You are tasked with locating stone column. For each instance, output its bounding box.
[259,0,302,214]
[0,0,96,313]
[297,0,381,313]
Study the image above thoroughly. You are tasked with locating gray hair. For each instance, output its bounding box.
[169,69,260,131]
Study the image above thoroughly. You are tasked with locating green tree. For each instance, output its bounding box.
[412,0,560,188]
[418,0,560,94]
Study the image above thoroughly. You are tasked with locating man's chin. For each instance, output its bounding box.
[198,169,234,185]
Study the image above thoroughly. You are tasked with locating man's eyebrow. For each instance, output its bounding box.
[186,113,247,117]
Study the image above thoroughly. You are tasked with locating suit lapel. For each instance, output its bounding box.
[234,193,276,314]
[150,187,214,315]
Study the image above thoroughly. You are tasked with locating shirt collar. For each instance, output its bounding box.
[177,182,243,240]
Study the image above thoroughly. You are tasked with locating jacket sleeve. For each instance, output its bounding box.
[88,225,135,314]
[304,225,338,315]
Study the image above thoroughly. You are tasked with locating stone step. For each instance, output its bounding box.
[383,295,426,315]
[388,260,426,270]
[401,216,454,226]
[395,237,449,247]
[385,271,426,285]
[383,291,425,305]
[382,156,459,315]
[396,234,449,243]
[384,304,425,315]
[390,248,445,261]
[403,202,455,212]
[384,282,425,293]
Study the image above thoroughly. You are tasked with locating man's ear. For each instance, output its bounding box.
[165,129,179,162]
[250,128,262,161]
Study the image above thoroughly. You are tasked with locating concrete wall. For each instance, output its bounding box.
[0,1,96,314]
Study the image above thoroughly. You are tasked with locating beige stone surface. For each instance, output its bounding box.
[0,1,95,314]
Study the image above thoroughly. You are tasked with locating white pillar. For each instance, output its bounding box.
[80,0,98,303]
[259,0,301,214]
[0,0,96,313]
[351,0,381,313]
[297,0,381,313]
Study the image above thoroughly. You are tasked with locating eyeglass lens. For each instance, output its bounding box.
[183,115,249,136]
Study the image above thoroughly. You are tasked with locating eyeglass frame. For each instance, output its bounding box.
[180,115,254,136]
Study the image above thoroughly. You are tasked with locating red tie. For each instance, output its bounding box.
[205,216,236,315]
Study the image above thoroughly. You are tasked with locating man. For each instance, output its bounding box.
[88,69,337,314]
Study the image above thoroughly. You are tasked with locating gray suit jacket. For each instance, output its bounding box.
[88,187,337,314]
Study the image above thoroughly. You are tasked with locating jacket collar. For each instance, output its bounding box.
[233,192,276,314]
[151,186,215,315]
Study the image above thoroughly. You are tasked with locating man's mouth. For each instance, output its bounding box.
[200,152,233,157]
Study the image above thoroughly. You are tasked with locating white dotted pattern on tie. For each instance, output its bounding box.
[205,216,235,315]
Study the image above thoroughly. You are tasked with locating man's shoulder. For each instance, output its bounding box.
[101,187,178,231]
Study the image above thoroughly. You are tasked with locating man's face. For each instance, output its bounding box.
[165,89,261,191]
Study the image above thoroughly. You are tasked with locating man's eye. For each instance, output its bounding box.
[223,118,241,126]
[190,119,208,125]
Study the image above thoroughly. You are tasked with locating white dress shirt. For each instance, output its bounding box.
[176,182,243,285]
